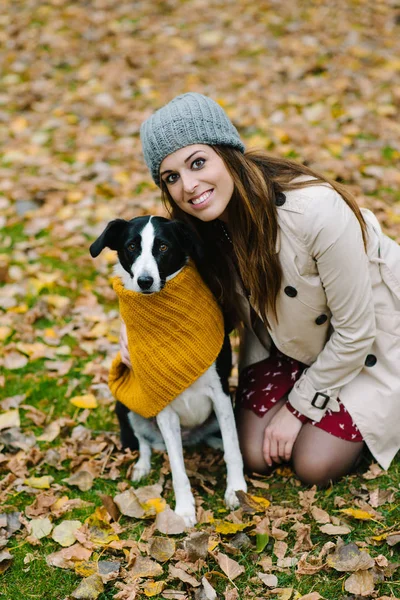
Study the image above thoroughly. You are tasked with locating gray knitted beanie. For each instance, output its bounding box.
[140,93,245,186]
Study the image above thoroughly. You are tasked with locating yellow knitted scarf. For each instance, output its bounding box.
[108,261,225,418]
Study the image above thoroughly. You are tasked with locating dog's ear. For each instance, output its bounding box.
[169,220,205,264]
[90,219,129,257]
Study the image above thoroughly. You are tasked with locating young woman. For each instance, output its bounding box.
[120,92,400,485]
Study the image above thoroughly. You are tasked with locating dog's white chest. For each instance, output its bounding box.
[170,370,214,428]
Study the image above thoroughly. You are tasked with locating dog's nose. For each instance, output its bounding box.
[137,275,154,290]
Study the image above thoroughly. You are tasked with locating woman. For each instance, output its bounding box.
[120,92,400,485]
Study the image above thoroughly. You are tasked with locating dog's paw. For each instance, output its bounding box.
[131,461,151,482]
[175,498,197,528]
[224,481,247,510]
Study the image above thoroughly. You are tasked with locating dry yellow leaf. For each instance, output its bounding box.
[0,410,20,430]
[340,508,374,520]
[24,475,54,489]
[52,520,82,547]
[141,497,167,515]
[142,580,166,597]
[214,521,248,535]
[70,395,98,409]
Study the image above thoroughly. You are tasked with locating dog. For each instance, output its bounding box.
[90,215,247,526]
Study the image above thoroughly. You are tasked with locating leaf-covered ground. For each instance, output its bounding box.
[1,1,399,599]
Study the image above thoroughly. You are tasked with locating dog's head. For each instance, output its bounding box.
[90,216,203,293]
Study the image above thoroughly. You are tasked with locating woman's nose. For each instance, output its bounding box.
[181,171,199,194]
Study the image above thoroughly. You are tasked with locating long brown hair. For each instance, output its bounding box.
[161,147,367,327]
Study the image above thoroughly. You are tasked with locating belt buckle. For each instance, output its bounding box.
[311,392,330,409]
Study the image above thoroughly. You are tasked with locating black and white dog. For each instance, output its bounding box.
[90,216,247,526]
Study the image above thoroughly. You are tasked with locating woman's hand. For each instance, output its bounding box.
[119,320,132,369]
[263,405,303,467]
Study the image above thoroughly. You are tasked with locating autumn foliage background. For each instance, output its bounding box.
[0,1,400,599]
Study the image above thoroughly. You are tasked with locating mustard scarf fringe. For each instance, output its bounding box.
[108,261,225,418]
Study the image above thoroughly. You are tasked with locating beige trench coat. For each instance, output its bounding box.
[238,182,400,469]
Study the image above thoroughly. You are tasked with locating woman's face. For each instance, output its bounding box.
[160,144,234,222]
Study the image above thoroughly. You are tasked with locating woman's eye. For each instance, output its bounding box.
[127,243,136,251]
[165,173,178,184]
[159,244,168,252]
[192,158,205,169]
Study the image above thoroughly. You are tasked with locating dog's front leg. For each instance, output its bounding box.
[156,405,196,528]
[211,379,247,509]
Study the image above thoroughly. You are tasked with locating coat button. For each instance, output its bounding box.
[365,354,377,367]
[284,286,297,297]
[315,314,328,325]
[275,192,286,206]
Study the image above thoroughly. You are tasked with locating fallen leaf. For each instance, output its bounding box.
[129,555,163,579]
[29,517,53,540]
[258,572,278,587]
[148,536,175,562]
[201,576,217,599]
[311,506,330,524]
[70,394,98,409]
[344,569,375,596]
[64,470,94,492]
[340,508,375,520]
[270,588,293,600]
[362,463,385,480]
[114,489,145,519]
[142,580,165,597]
[71,574,104,599]
[4,351,28,370]
[184,531,209,561]
[319,524,352,535]
[0,410,20,430]
[327,541,375,572]
[168,564,200,587]
[46,544,92,569]
[52,520,82,547]
[214,521,248,535]
[299,594,323,600]
[155,506,186,535]
[37,421,61,442]
[24,475,54,489]
[0,550,13,574]
[213,551,245,580]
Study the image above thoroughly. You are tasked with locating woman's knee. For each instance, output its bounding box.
[292,454,336,486]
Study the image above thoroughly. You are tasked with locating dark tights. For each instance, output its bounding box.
[236,397,364,486]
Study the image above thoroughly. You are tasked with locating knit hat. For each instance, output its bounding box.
[108,261,225,418]
[140,92,245,185]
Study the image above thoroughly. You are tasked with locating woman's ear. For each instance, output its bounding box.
[89,219,129,257]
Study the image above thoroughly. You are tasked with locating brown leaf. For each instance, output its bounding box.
[213,551,245,580]
[113,580,141,600]
[292,523,313,553]
[273,540,288,560]
[113,489,144,518]
[155,506,186,535]
[148,536,176,562]
[369,488,396,508]
[224,586,239,600]
[319,524,352,535]
[64,470,94,492]
[311,506,330,524]
[299,594,323,600]
[129,555,163,579]
[168,564,200,587]
[0,550,13,574]
[200,576,217,599]
[344,569,375,596]
[71,574,104,599]
[362,463,385,480]
[100,494,120,522]
[327,541,375,572]
[184,531,209,561]
[46,544,92,569]
[257,572,278,587]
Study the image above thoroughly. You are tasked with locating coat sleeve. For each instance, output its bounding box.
[288,188,376,422]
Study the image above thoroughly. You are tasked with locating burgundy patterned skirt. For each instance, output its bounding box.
[236,346,363,442]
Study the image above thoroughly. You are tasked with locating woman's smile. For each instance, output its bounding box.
[189,188,214,207]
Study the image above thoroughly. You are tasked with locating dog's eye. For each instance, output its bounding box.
[159,244,168,252]
[127,243,136,251]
